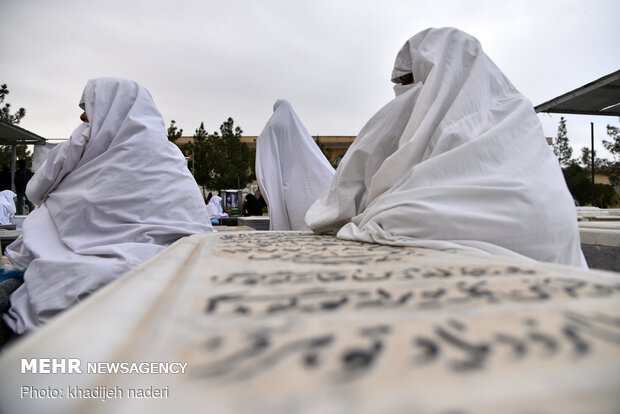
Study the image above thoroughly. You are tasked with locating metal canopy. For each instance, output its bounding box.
[0,119,46,146]
[535,70,620,117]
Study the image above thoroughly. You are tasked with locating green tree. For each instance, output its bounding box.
[580,147,606,169]
[0,145,31,167]
[208,117,250,190]
[593,183,620,208]
[562,163,620,207]
[181,122,210,189]
[600,125,620,188]
[180,118,250,191]
[553,117,573,167]
[0,83,31,166]
[563,164,591,205]
[603,125,620,162]
[180,118,252,190]
[0,84,26,125]
[167,119,183,143]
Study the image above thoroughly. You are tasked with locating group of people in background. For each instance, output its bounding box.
[1,27,588,347]
[242,192,265,217]
[205,189,266,220]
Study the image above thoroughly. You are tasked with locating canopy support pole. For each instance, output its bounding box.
[591,122,595,206]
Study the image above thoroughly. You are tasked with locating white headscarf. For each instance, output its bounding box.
[306,28,586,268]
[4,77,213,333]
[256,99,335,230]
[0,190,16,225]
[207,194,227,219]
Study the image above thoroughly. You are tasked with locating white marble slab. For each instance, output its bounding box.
[1,232,619,414]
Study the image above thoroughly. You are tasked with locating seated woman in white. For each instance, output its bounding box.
[3,77,213,334]
[256,99,335,231]
[306,28,586,268]
[0,190,16,225]
[206,192,228,219]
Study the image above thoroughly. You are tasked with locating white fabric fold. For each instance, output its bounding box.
[31,143,58,172]
[0,190,16,225]
[4,77,213,333]
[256,99,335,230]
[306,27,585,268]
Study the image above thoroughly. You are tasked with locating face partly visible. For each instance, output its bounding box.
[394,73,414,85]
[80,111,89,122]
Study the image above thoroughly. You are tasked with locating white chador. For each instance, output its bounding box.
[0,190,16,225]
[305,28,586,268]
[207,194,228,219]
[3,78,213,334]
[256,99,335,230]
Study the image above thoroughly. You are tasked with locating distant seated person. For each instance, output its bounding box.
[206,191,229,219]
[306,28,586,268]
[1,77,213,339]
[0,190,16,225]
[242,193,264,216]
[256,99,335,230]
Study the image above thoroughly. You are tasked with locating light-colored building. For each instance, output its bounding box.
[175,135,356,166]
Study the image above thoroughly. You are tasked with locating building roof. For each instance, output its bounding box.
[0,119,46,145]
[534,70,620,117]
[176,135,356,150]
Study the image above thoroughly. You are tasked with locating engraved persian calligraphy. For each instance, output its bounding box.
[1,232,619,414]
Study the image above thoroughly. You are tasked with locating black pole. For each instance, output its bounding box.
[591,122,595,206]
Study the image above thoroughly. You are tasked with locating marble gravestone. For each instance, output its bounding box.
[1,231,619,413]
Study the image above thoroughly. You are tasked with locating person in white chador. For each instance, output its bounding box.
[206,192,228,219]
[0,190,16,225]
[256,99,335,231]
[3,77,213,334]
[306,27,586,268]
